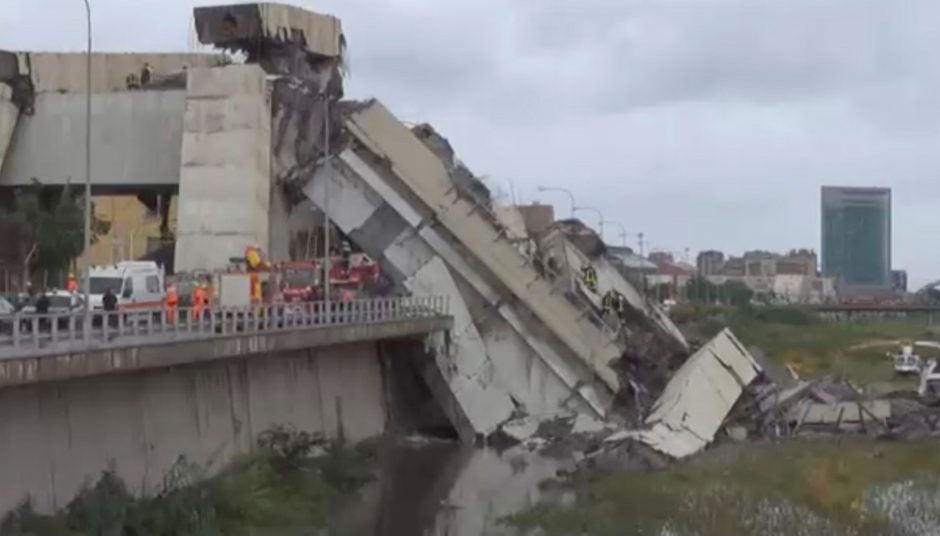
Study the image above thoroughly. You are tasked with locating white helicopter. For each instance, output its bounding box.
[881,341,940,398]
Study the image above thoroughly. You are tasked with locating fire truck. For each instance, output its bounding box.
[278,253,381,303]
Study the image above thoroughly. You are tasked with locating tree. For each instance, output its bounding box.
[0,181,110,283]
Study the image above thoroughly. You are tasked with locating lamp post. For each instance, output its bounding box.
[82,0,93,341]
[322,97,332,308]
[602,220,628,247]
[573,206,604,237]
[536,186,575,218]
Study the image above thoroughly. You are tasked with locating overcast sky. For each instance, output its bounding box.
[2,0,937,286]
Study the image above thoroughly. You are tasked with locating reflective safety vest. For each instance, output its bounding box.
[602,291,616,311]
[582,266,598,290]
[67,278,79,292]
[166,286,179,307]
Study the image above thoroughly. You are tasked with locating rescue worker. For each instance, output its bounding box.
[66,273,79,293]
[140,62,153,85]
[102,287,118,328]
[340,241,352,277]
[601,290,616,315]
[581,265,598,293]
[165,282,179,324]
[191,283,207,321]
[249,273,262,304]
[615,292,629,323]
[245,245,265,271]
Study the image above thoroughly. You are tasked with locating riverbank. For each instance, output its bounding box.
[508,439,940,536]
[0,426,374,536]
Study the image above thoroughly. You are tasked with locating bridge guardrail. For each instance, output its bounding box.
[0,296,450,357]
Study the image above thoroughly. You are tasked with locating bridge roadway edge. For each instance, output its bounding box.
[0,316,453,388]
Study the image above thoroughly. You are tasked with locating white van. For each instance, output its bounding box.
[87,261,165,311]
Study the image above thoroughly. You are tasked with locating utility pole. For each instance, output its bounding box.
[82,0,93,342]
[322,98,331,307]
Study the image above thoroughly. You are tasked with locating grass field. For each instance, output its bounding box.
[675,305,940,387]
[508,440,940,536]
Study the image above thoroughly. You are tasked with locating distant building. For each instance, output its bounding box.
[892,270,908,293]
[515,203,555,237]
[821,186,892,289]
[696,250,725,276]
[648,251,674,266]
[776,249,817,276]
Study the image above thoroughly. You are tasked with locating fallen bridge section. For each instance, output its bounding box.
[540,226,688,352]
[303,150,607,439]
[342,101,624,389]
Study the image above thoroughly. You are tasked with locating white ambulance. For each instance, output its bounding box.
[86,261,166,311]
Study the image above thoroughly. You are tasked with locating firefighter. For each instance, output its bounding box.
[245,245,266,271]
[66,273,79,293]
[191,283,207,321]
[340,241,352,277]
[581,265,598,293]
[249,273,262,303]
[165,282,179,324]
[615,292,629,323]
[601,290,616,315]
[140,62,153,85]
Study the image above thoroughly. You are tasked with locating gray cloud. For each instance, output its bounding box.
[2,0,938,286]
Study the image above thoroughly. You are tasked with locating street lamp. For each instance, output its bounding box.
[573,206,604,237]
[536,186,575,218]
[82,0,93,341]
[602,220,628,246]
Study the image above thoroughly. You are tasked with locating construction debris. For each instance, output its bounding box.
[606,329,762,459]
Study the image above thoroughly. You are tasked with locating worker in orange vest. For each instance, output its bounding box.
[191,284,207,321]
[165,283,179,324]
[66,273,79,293]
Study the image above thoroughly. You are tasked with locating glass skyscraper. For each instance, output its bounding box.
[821,186,892,287]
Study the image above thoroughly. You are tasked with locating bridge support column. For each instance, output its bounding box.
[174,65,273,272]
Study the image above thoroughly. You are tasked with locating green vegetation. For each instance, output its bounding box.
[508,440,940,536]
[674,304,940,386]
[0,426,373,536]
[0,182,110,281]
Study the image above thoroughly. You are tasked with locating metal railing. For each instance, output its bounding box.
[0,296,449,357]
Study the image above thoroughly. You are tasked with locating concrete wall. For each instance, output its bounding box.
[175,65,272,272]
[0,342,385,514]
[0,84,15,173]
[10,52,219,94]
[0,90,186,187]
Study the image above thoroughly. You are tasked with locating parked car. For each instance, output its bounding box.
[0,296,14,335]
[19,291,86,331]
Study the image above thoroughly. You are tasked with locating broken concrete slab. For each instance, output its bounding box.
[623,329,762,459]
[194,3,344,58]
[790,400,891,429]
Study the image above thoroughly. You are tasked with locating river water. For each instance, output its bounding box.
[330,438,564,536]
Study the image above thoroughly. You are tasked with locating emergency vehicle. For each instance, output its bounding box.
[87,261,165,311]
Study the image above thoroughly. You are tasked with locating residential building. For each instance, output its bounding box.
[821,186,892,289]
[86,196,177,266]
[696,250,725,276]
